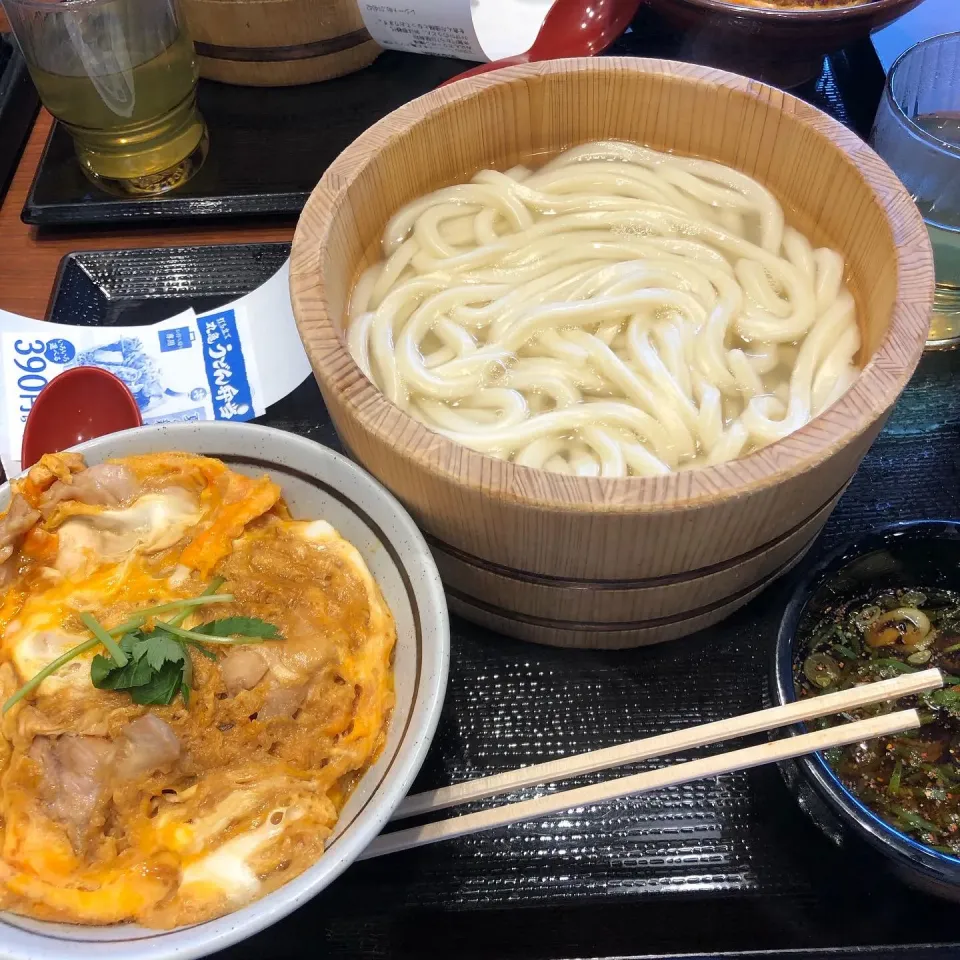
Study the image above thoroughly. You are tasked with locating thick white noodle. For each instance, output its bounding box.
[346,140,860,478]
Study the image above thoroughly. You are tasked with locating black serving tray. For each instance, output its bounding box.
[22,9,885,228]
[45,242,960,960]
[0,33,39,205]
[22,51,470,227]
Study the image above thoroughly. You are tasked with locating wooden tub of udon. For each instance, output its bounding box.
[289,57,934,649]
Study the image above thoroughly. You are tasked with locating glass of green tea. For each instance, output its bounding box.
[871,32,960,350]
[2,0,207,196]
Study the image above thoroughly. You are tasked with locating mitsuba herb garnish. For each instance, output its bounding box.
[2,578,282,712]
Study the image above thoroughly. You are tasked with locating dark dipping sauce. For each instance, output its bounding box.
[796,587,960,855]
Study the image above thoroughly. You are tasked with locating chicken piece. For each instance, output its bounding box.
[19,452,86,506]
[29,735,115,851]
[27,452,86,486]
[114,715,181,781]
[259,683,308,720]
[0,494,41,564]
[220,649,269,696]
[39,463,140,517]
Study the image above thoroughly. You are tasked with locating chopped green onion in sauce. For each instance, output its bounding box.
[797,586,960,855]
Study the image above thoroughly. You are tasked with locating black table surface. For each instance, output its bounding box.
[23,8,886,227]
[46,242,960,960]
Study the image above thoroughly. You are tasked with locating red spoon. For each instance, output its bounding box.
[439,0,642,87]
[21,367,142,470]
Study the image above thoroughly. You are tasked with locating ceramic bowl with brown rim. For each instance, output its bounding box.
[644,0,926,88]
[0,422,449,960]
[290,57,934,650]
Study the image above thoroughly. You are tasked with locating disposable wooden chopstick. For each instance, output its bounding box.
[362,706,921,859]
[392,668,943,821]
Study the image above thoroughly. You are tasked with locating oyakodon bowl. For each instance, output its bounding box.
[290,57,934,650]
[0,422,449,960]
[773,521,960,901]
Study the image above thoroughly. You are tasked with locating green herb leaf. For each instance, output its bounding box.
[155,622,248,646]
[192,617,283,640]
[91,648,157,691]
[937,764,960,786]
[91,627,192,704]
[181,648,194,690]
[144,634,188,673]
[93,636,190,706]
[84,582,236,706]
[831,643,859,660]
[893,806,938,835]
[104,589,234,638]
[90,652,115,687]
[126,634,153,662]
[889,759,902,796]
[155,617,283,646]
[4,578,263,714]
[90,629,145,685]
[164,577,227,628]
[130,660,185,705]
[923,687,960,718]
[869,658,919,675]
[79,611,128,667]
[183,641,218,661]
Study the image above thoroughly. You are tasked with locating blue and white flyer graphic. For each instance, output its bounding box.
[0,259,310,477]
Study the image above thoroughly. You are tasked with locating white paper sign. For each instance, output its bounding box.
[357,0,487,61]
[356,0,557,62]
[224,259,312,409]
[472,0,555,61]
[0,259,312,479]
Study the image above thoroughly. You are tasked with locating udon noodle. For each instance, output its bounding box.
[346,140,860,478]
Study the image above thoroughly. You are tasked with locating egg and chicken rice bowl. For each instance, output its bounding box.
[0,451,396,928]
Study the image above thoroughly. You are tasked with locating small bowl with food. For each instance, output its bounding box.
[774,520,960,900]
[643,0,927,87]
[0,422,449,958]
[291,57,933,648]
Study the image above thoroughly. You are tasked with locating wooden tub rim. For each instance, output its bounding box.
[290,56,934,516]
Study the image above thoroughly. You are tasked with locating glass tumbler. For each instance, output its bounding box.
[2,0,208,196]
[871,31,960,349]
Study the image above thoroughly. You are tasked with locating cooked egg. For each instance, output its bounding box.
[179,807,302,905]
[12,626,89,694]
[55,489,202,579]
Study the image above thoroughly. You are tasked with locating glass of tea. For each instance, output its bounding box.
[871,31,960,350]
[2,0,207,196]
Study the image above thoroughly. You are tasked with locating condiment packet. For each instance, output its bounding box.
[0,259,311,479]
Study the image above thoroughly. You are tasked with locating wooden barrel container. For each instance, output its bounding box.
[290,58,934,648]
[182,0,379,87]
